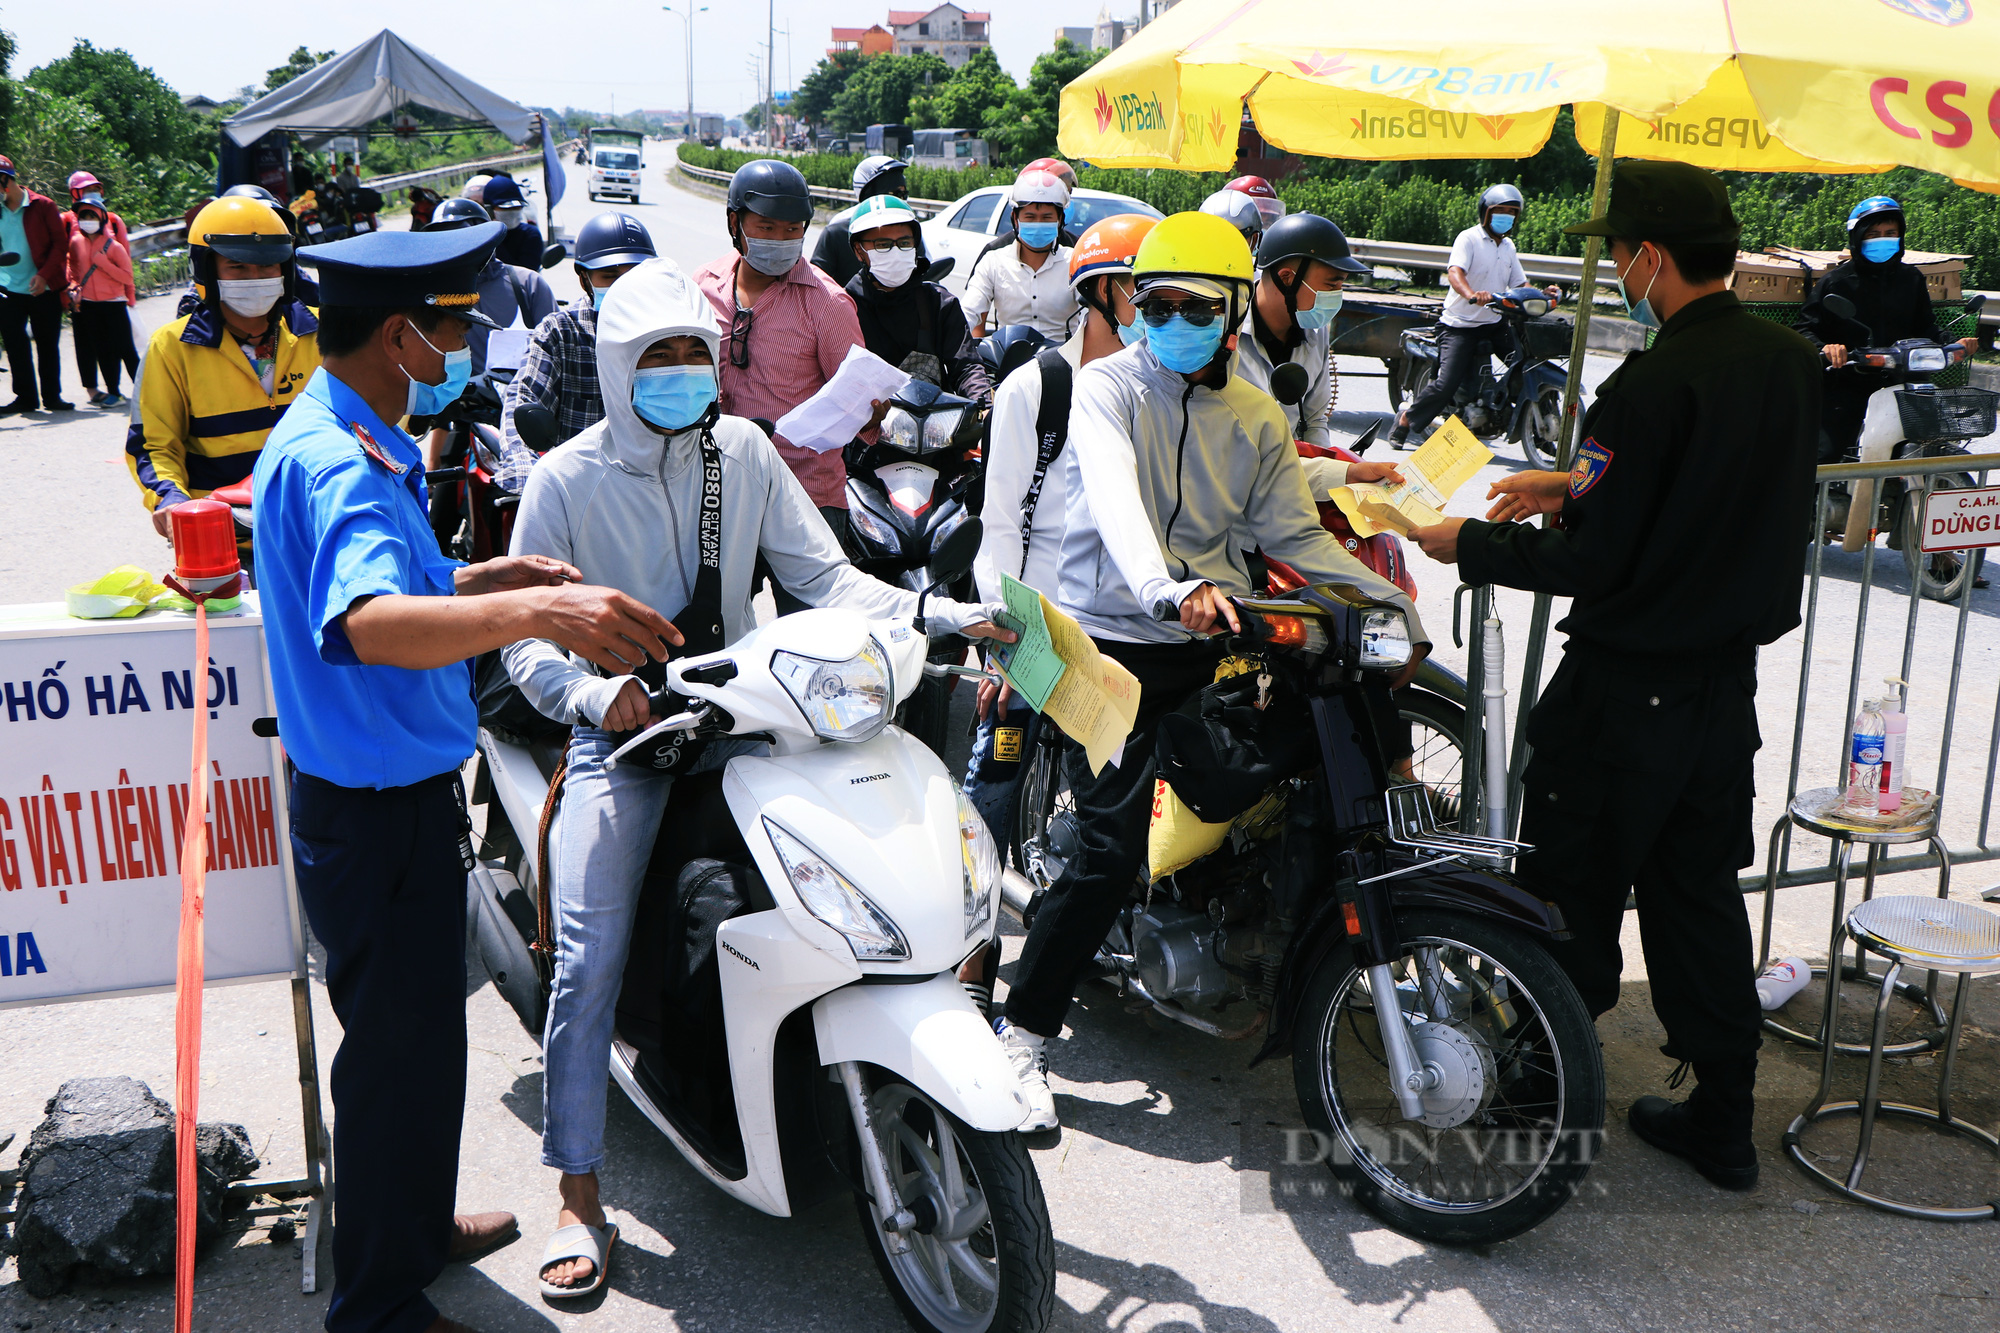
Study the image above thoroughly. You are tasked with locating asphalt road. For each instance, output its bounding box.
[1,142,1997,1332]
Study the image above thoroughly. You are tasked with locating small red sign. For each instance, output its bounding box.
[1919,483,2000,552]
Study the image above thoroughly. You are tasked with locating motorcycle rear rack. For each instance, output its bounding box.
[1384,783,1532,861]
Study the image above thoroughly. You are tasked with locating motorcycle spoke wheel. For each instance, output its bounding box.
[1015,739,1074,889]
[1396,691,1466,832]
[1521,386,1562,470]
[1902,477,1983,603]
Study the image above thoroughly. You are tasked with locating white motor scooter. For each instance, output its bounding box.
[466,522,1054,1333]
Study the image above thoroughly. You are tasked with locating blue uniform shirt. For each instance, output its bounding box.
[253,368,476,789]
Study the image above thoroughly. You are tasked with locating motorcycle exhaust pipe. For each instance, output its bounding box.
[1000,867,1035,923]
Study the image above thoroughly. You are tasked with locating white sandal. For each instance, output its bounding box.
[537,1221,618,1299]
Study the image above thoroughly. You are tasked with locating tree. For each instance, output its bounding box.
[909,46,1016,132]
[265,46,335,95]
[795,51,861,130]
[0,27,16,152]
[831,52,951,133]
[5,84,134,201]
[984,39,1104,167]
[743,104,766,131]
[26,40,206,163]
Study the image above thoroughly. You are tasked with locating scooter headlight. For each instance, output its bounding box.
[1907,346,1948,373]
[957,790,1000,941]
[881,407,923,452]
[771,637,893,742]
[1359,608,1412,670]
[920,407,967,453]
[764,819,910,961]
[847,500,900,549]
[1519,297,1550,318]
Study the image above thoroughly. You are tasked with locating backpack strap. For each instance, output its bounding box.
[1018,347,1073,576]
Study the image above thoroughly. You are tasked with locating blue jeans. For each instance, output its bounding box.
[540,726,759,1174]
[962,700,1040,849]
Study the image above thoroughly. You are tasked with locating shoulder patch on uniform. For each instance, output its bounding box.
[353,422,408,476]
[1569,437,1613,497]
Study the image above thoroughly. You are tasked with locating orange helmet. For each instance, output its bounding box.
[1069,214,1158,289]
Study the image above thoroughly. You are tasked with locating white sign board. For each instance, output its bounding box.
[1919,483,2000,552]
[0,597,299,1007]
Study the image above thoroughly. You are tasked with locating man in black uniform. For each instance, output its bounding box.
[1410,161,1820,1191]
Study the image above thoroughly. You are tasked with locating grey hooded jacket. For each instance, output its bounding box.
[503,258,988,727]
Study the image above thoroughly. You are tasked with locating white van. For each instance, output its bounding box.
[589,141,643,203]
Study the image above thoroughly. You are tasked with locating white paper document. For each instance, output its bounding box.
[774,345,910,454]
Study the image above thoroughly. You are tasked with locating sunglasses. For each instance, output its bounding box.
[728,305,753,369]
[1137,297,1226,329]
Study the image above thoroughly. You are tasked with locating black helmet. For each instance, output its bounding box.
[425,197,491,231]
[976,324,1052,385]
[1257,213,1370,276]
[222,183,279,204]
[727,159,813,223]
[852,155,908,199]
[574,212,658,269]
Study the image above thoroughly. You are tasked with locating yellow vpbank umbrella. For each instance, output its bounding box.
[1059,0,2000,191]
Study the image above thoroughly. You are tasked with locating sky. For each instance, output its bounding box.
[3,0,1137,121]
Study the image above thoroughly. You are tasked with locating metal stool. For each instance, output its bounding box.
[1758,787,1950,1055]
[1783,895,2000,1221]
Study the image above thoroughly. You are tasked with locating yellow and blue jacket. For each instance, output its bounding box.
[126,299,320,510]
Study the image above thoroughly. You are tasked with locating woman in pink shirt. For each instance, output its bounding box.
[66,196,139,408]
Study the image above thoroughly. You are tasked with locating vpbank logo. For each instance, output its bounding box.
[1291,50,1354,80]
[1094,87,1114,133]
[1878,0,1972,24]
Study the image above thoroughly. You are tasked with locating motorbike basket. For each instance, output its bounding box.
[1896,387,1998,442]
[1518,313,1574,362]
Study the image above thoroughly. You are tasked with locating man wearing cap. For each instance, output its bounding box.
[1409,161,1821,1192]
[0,156,74,413]
[254,222,682,1333]
[480,174,545,271]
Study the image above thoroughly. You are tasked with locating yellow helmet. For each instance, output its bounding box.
[188,195,295,307]
[1132,211,1256,323]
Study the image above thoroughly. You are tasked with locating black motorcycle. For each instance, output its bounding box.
[841,378,985,759]
[1397,287,1573,468]
[1009,581,1604,1245]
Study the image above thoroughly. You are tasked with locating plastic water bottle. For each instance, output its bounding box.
[1877,679,1907,815]
[1756,957,1812,1011]
[1847,699,1887,814]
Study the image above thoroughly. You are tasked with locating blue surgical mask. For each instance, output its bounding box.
[632,364,718,432]
[1294,287,1345,331]
[1117,312,1146,347]
[1018,222,1059,251]
[1860,236,1902,265]
[1488,213,1515,236]
[591,283,610,309]
[1614,248,1662,331]
[403,325,473,417]
[1147,314,1226,374]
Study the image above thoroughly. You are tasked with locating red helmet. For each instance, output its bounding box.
[1226,175,1286,231]
[1024,157,1077,190]
[68,170,103,197]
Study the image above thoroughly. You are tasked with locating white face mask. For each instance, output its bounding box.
[866,245,919,288]
[218,276,286,319]
[78,219,101,235]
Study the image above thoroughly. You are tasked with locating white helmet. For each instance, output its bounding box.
[1010,169,1071,209]
[460,174,491,205]
[1199,189,1263,242]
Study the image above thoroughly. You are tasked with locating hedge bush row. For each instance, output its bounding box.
[676,146,1999,289]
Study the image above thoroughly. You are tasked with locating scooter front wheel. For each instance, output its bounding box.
[855,1078,1055,1333]
[1291,909,1605,1245]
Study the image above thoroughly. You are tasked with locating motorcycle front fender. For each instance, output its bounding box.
[812,973,1030,1133]
[1408,658,1467,710]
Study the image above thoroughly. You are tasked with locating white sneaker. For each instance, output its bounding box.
[994,1018,1059,1133]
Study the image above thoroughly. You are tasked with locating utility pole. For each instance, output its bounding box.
[766,0,775,148]
[664,5,708,140]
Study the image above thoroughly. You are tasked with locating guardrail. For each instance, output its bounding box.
[672,152,955,218]
[125,143,574,263]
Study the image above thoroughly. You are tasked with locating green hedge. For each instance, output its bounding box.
[677,146,2000,290]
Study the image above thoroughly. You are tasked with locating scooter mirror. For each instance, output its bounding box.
[1966,293,1987,320]
[1351,420,1382,453]
[1269,361,1310,407]
[1820,293,1857,322]
[514,403,560,454]
[927,255,956,282]
[929,517,983,588]
[541,242,568,270]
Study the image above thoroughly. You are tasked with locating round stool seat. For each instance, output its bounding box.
[1788,786,1937,844]
[1848,896,2000,975]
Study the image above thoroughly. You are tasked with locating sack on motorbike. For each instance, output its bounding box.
[1147,778,1234,879]
[1155,663,1315,825]
[475,650,570,744]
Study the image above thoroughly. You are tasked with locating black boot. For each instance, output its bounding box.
[1628,1057,1759,1190]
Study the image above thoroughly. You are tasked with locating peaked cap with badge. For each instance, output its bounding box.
[294,222,507,328]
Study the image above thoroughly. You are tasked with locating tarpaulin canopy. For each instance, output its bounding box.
[222,30,536,148]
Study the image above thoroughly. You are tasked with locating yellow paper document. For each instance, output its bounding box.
[993,574,1142,776]
[1331,416,1492,538]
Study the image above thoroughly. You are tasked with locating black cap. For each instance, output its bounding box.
[295,222,505,328]
[1565,161,1740,246]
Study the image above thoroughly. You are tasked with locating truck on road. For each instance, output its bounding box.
[697,115,726,148]
[587,127,646,203]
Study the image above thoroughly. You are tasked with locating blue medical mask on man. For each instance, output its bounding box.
[1018,222,1060,251]
[403,323,473,417]
[1860,235,1902,264]
[1488,212,1516,236]
[1146,314,1227,373]
[1294,285,1345,331]
[1614,244,1664,331]
[632,364,719,432]
[591,282,611,309]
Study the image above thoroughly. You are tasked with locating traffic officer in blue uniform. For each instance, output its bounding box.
[1409,162,1821,1194]
[254,221,682,1333]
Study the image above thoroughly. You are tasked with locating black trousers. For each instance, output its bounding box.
[0,287,65,408]
[1515,650,1765,1064]
[1403,322,1515,437]
[71,300,137,394]
[290,769,470,1333]
[1818,378,1877,466]
[1003,638,1226,1038]
[763,506,852,615]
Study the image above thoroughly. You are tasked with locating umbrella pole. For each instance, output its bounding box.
[1504,108,1619,830]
